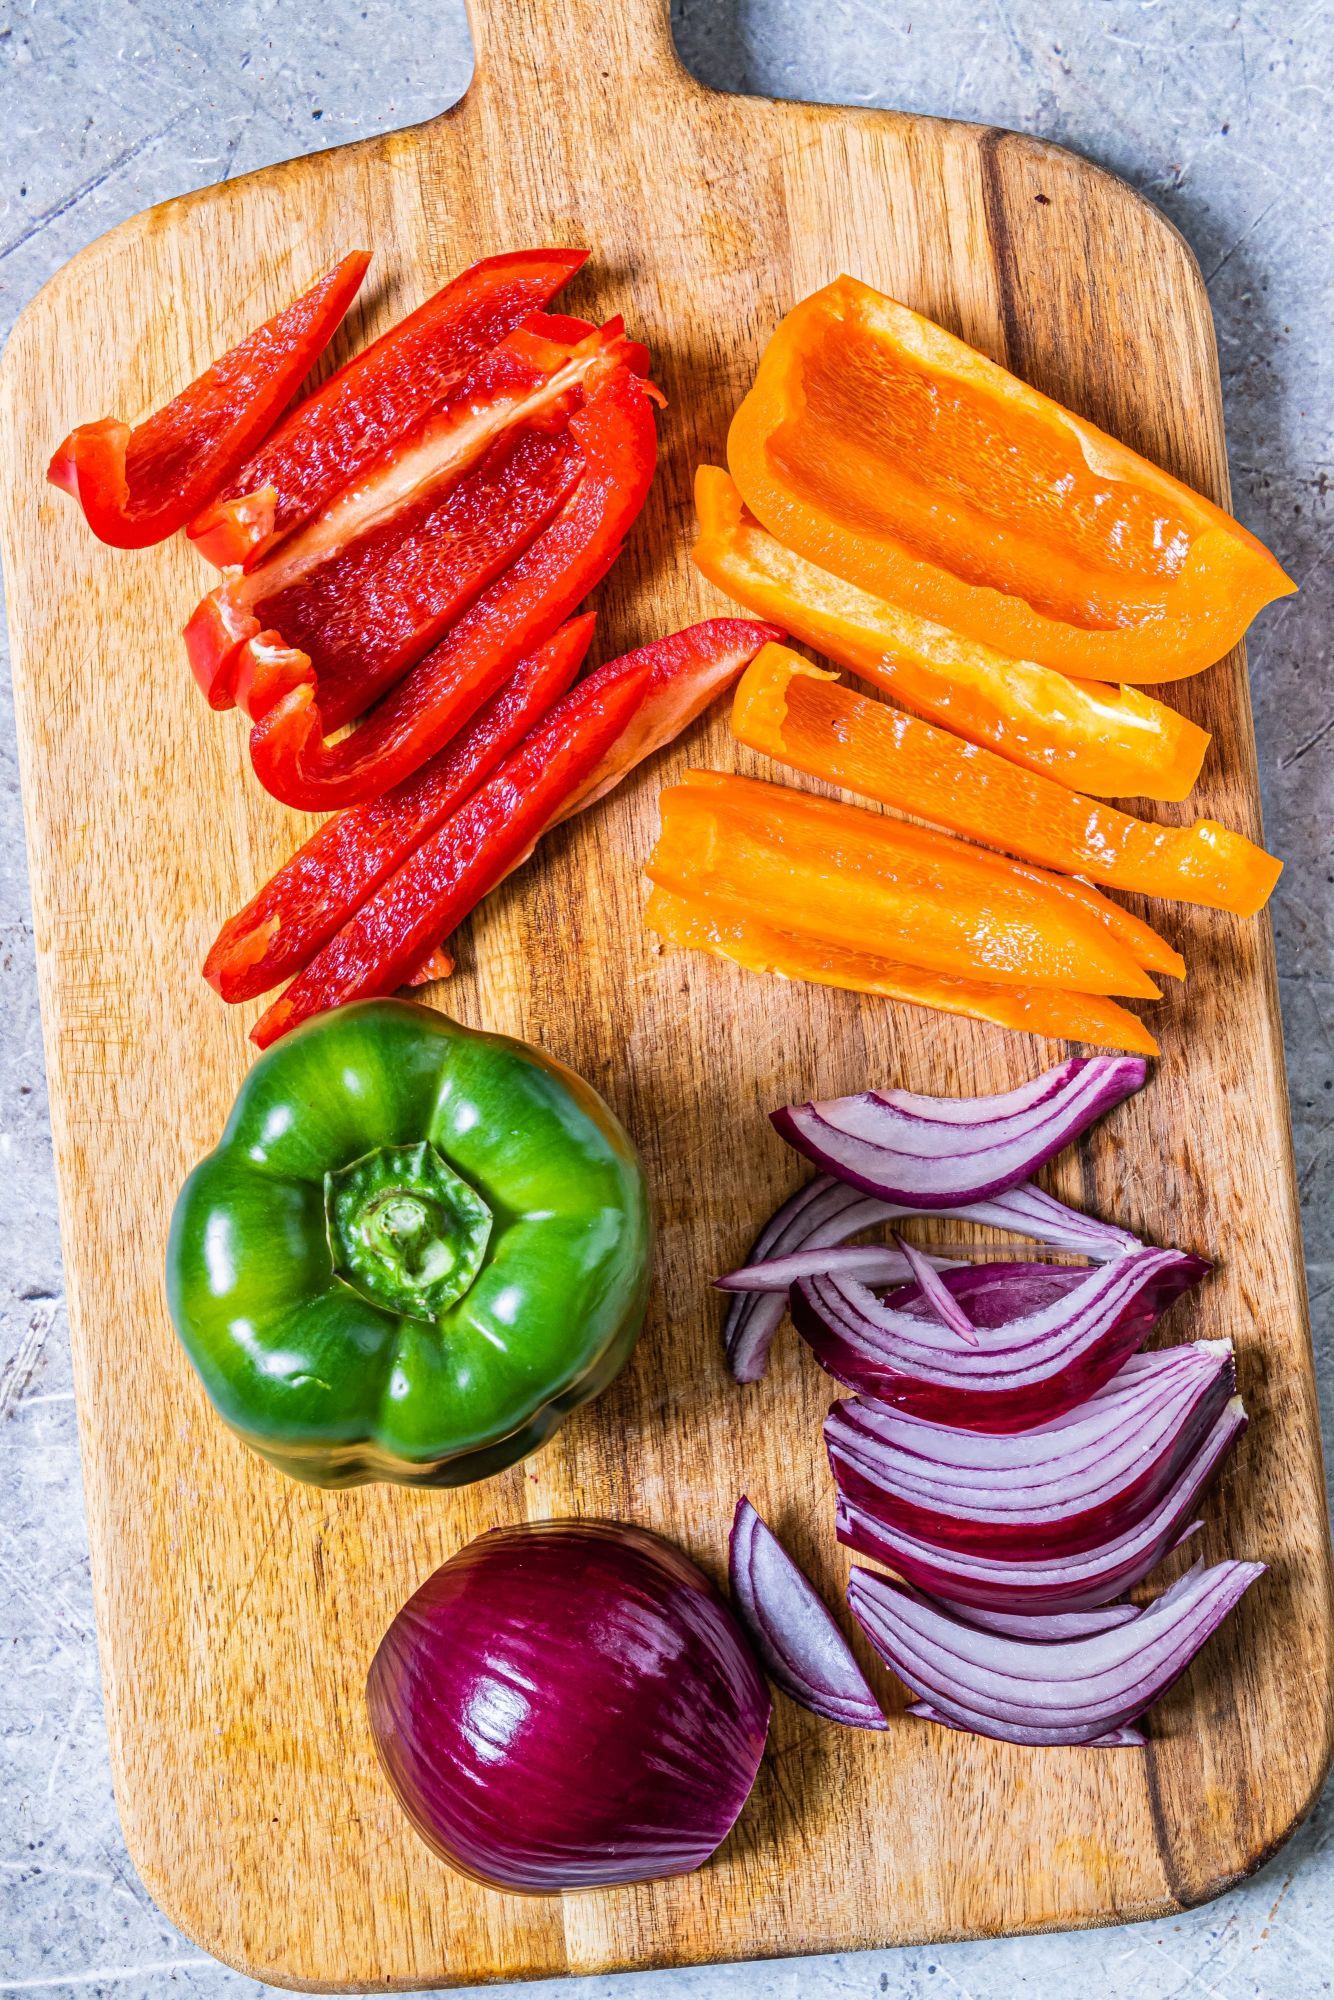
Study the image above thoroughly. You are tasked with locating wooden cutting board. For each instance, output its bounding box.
[1,0,1330,1986]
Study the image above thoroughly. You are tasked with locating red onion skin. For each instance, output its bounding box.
[792,1254,1208,1433]
[826,1344,1234,1559]
[367,1521,771,1893]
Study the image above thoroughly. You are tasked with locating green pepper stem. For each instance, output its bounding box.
[325,1142,492,1322]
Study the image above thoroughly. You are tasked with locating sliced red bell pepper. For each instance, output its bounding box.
[47,251,370,550]
[251,649,654,1046]
[401,615,785,986]
[184,313,644,717]
[247,367,660,811]
[549,615,787,823]
[186,248,589,569]
[203,614,596,1002]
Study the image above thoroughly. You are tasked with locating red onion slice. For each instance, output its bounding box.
[826,1342,1235,1557]
[716,1244,955,1294]
[848,1558,1263,1745]
[908,1702,1146,1748]
[772,1056,1147,1208]
[793,1250,1209,1431]
[893,1232,978,1344]
[941,1602,1141,1640]
[722,1179,1138,1382]
[834,1396,1244,1610]
[725,1176,890,1384]
[728,1499,886,1730]
[973,1184,1139,1261]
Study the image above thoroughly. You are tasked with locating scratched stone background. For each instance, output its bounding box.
[0,1,1329,1995]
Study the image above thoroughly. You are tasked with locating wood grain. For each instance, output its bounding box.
[1,0,1330,1985]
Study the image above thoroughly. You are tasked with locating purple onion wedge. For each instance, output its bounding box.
[721,1175,1139,1383]
[772,1056,1147,1209]
[793,1249,1209,1431]
[724,1176,890,1384]
[848,1558,1264,1746]
[728,1498,886,1730]
[825,1342,1235,1558]
[908,1702,1146,1747]
[834,1395,1245,1611]
[716,1243,960,1295]
[941,1601,1142,1641]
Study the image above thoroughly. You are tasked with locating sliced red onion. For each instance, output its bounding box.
[722,1177,1138,1382]
[893,1232,978,1344]
[908,1702,1146,1747]
[972,1183,1140,1261]
[728,1498,886,1730]
[793,1249,1209,1431]
[716,1243,963,1295]
[772,1056,1147,1209]
[835,1397,1244,1611]
[724,1176,890,1384]
[848,1558,1263,1745]
[941,1602,1141,1640]
[826,1342,1234,1558]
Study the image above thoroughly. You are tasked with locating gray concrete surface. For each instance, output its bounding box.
[1,2,1330,1995]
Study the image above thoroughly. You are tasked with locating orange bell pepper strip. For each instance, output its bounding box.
[692,468,1208,803]
[727,276,1294,684]
[47,252,370,550]
[733,645,1282,918]
[648,771,1164,1001]
[644,886,1158,1057]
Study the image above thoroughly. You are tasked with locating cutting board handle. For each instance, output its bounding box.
[463,0,691,107]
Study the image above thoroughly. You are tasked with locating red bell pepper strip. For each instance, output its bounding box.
[203,614,595,1002]
[184,314,644,717]
[47,252,370,550]
[186,248,589,569]
[251,424,584,725]
[402,615,786,986]
[552,616,787,822]
[247,367,660,811]
[251,650,654,1046]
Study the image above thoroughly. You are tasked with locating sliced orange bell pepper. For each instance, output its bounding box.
[647,771,1164,1000]
[692,468,1208,803]
[644,886,1158,1057]
[733,645,1282,918]
[728,277,1293,684]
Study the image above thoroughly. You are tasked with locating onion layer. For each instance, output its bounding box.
[367,1520,771,1892]
[835,1395,1244,1610]
[848,1559,1264,1745]
[772,1056,1146,1208]
[793,1250,1208,1431]
[721,1175,1139,1382]
[729,1497,885,1729]
[825,1341,1235,1557]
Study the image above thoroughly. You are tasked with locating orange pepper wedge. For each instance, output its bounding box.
[692,467,1209,803]
[644,885,1158,1057]
[728,277,1293,685]
[648,770,1164,1001]
[732,644,1281,919]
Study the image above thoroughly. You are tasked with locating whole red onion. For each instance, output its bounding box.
[367,1519,771,1892]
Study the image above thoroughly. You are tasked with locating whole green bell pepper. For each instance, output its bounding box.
[166,1000,651,1488]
